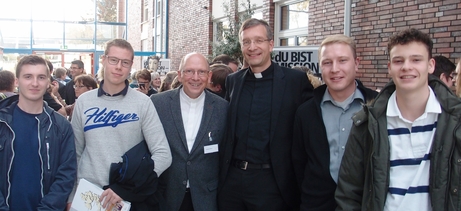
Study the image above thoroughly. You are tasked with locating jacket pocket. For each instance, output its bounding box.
[0,137,5,151]
[206,179,218,192]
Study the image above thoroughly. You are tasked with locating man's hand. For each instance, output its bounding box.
[136,85,148,95]
[99,188,122,209]
[51,81,60,96]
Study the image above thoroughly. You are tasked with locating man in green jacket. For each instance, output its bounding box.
[335,28,461,211]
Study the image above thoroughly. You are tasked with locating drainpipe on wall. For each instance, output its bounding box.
[344,0,351,37]
[165,0,169,58]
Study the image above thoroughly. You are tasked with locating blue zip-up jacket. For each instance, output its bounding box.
[0,101,77,211]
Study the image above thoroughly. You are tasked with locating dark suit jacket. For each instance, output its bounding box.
[58,80,76,105]
[106,140,159,211]
[219,62,313,209]
[292,81,378,211]
[151,88,228,211]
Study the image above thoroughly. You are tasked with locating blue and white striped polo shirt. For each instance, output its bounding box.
[384,87,441,211]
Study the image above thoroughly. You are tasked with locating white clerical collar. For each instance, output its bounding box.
[254,72,263,78]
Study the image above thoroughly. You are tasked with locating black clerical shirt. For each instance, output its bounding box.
[233,63,274,164]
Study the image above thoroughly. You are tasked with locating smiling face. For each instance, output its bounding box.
[240,24,274,72]
[152,75,161,88]
[320,43,359,100]
[16,64,49,104]
[388,41,435,94]
[177,53,210,99]
[70,64,83,78]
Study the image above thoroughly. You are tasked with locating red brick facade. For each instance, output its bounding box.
[351,0,461,89]
[305,0,461,89]
[168,0,212,71]
[128,0,461,89]
[127,1,143,70]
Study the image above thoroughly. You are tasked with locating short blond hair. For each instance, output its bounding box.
[319,34,357,59]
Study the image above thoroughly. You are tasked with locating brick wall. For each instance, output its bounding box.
[351,0,461,90]
[168,0,212,71]
[127,0,460,88]
[308,0,345,45]
[127,1,143,70]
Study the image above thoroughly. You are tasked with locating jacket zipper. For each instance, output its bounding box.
[445,120,460,210]
[1,120,15,207]
[36,116,45,198]
[46,142,50,170]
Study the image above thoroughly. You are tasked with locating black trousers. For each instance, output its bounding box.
[218,166,289,211]
[179,189,194,211]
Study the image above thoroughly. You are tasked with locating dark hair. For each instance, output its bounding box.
[433,55,456,80]
[46,60,53,73]
[239,18,273,41]
[387,28,433,59]
[209,64,232,93]
[159,71,178,92]
[16,55,49,77]
[71,60,85,69]
[0,71,15,92]
[74,74,98,89]
[212,54,239,66]
[136,69,152,82]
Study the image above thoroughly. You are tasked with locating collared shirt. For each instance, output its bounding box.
[97,80,129,97]
[233,63,274,164]
[384,86,440,211]
[180,88,205,188]
[180,88,205,153]
[321,83,364,183]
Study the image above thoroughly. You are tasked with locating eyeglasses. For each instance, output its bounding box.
[241,39,271,47]
[182,69,209,77]
[73,85,87,89]
[70,67,81,70]
[449,72,458,80]
[105,56,133,68]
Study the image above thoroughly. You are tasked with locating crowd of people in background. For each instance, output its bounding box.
[1,17,461,211]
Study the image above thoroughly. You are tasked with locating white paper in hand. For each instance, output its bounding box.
[70,178,131,211]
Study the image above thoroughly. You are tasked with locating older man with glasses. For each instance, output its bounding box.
[151,52,228,211]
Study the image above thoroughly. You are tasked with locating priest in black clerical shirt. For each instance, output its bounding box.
[218,18,313,211]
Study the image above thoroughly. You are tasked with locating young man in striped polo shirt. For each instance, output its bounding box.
[335,28,461,211]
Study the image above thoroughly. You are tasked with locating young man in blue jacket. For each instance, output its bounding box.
[0,55,77,211]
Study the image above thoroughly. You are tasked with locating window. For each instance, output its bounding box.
[142,39,148,68]
[276,0,309,46]
[142,0,149,22]
[280,36,308,46]
[144,8,149,22]
[156,0,162,17]
[213,10,262,43]
[214,19,229,43]
[280,2,308,30]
